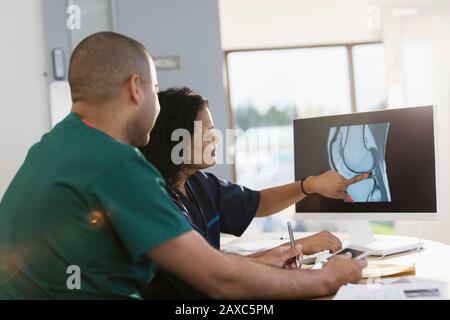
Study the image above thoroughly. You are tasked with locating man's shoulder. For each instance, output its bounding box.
[25,115,160,189]
[55,113,151,168]
[86,145,164,190]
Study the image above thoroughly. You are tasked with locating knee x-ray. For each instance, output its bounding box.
[295,106,437,213]
[327,123,391,202]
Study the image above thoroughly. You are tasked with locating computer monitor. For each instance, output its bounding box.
[293,105,439,255]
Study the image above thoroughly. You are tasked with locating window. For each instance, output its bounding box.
[352,43,387,112]
[226,43,391,233]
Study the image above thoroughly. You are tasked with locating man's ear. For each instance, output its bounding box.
[127,74,142,106]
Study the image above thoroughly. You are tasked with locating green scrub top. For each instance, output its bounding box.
[0,112,192,299]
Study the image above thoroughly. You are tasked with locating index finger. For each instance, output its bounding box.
[344,172,370,186]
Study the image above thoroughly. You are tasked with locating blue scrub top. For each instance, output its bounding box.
[141,171,260,299]
[169,171,260,249]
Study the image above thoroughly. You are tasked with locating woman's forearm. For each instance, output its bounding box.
[255,171,369,217]
[256,178,315,217]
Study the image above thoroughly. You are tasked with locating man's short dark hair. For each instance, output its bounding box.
[68,31,151,103]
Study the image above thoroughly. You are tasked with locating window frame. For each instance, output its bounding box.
[223,41,384,182]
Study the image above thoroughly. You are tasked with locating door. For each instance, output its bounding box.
[42,0,116,127]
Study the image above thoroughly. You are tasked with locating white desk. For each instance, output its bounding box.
[221,232,450,298]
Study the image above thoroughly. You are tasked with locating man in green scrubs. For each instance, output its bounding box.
[0,32,366,300]
[0,32,191,299]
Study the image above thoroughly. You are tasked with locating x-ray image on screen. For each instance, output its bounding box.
[327,123,392,202]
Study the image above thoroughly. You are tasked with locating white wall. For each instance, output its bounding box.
[219,0,382,50]
[0,0,49,197]
[382,7,450,244]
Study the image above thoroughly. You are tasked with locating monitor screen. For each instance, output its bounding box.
[294,105,437,213]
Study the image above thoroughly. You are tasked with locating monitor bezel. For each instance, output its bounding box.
[293,105,440,221]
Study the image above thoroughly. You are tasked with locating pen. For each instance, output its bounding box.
[287,221,300,269]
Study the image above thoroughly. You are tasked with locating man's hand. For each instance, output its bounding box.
[294,230,342,255]
[147,231,364,299]
[321,253,367,295]
[250,244,303,269]
[303,170,370,202]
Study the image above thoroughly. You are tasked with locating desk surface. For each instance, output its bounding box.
[221,232,450,298]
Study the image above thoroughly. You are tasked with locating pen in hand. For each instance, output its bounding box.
[287,221,301,269]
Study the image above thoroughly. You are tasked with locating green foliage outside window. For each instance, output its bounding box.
[234,105,297,131]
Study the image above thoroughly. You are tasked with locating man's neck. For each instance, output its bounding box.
[72,102,130,145]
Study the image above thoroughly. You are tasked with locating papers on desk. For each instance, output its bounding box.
[221,240,328,265]
[362,261,415,278]
[221,239,286,255]
[334,277,449,300]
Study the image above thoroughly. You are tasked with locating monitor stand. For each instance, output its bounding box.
[346,221,423,256]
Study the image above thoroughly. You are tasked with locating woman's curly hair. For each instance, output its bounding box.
[139,87,208,187]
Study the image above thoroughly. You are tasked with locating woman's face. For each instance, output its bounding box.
[190,107,220,170]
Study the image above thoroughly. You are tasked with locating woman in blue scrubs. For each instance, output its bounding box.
[140,87,368,298]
